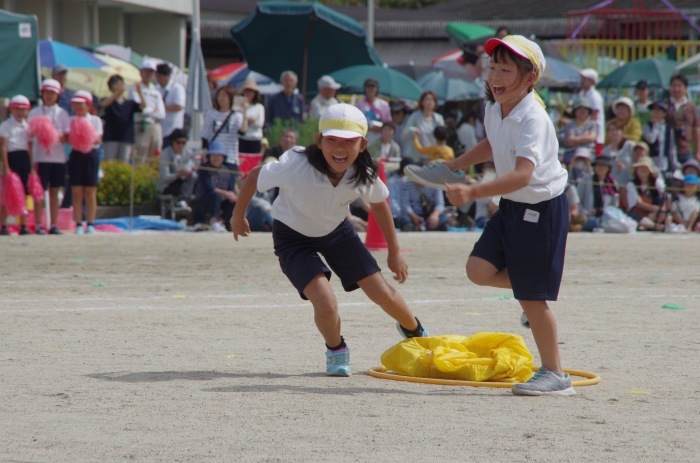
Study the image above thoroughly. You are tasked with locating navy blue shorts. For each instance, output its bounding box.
[272,219,381,300]
[8,150,30,191]
[37,162,66,190]
[67,149,100,187]
[470,194,568,301]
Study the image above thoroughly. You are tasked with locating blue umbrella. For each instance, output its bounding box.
[417,71,481,102]
[39,40,107,69]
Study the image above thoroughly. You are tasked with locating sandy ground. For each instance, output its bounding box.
[0,230,699,463]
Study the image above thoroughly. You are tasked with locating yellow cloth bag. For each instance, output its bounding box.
[381,332,534,383]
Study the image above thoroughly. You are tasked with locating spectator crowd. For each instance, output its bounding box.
[1,52,699,235]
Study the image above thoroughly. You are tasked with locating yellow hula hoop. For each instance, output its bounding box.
[368,366,601,388]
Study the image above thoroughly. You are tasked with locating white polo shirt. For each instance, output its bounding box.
[579,86,605,145]
[484,92,568,204]
[28,104,71,163]
[129,82,166,123]
[257,148,389,237]
[158,80,186,137]
[0,117,29,152]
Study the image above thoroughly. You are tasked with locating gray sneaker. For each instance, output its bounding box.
[520,311,530,328]
[512,367,576,396]
[404,163,466,190]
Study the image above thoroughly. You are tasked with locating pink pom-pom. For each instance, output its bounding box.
[28,116,59,154]
[3,171,27,217]
[69,117,97,153]
[28,172,44,201]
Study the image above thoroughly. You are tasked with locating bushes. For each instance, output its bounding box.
[266,117,319,148]
[97,161,158,206]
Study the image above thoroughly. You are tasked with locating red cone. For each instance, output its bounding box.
[364,160,389,251]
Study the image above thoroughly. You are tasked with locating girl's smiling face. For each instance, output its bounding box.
[487,52,535,114]
[317,134,368,175]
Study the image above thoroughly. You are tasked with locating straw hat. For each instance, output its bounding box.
[631,156,658,177]
[241,79,259,98]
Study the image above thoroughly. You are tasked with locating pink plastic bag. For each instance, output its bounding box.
[3,171,27,216]
[69,117,97,153]
[28,116,59,154]
[28,172,44,201]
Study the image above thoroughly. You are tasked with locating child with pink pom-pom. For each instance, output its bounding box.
[27,79,71,235]
[66,90,103,234]
[0,95,32,235]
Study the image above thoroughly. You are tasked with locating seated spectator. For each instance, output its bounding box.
[568,147,594,201]
[642,100,678,175]
[192,140,237,232]
[456,111,479,154]
[263,127,297,162]
[395,159,450,231]
[561,97,597,165]
[157,129,196,210]
[682,159,700,177]
[581,155,619,231]
[608,97,642,142]
[368,123,401,160]
[620,156,666,231]
[670,173,700,232]
[412,126,455,163]
[100,75,145,162]
[603,122,636,185]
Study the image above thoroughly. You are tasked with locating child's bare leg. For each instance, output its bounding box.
[49,187,60,225]
[520,300,562,372]
[85,186,97,224]
[357,273,418,331]
[466,256,511,289]
[72,187,84,224]
[34,197,44,226]
[303,274,342,347]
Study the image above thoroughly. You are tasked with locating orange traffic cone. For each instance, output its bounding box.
[364,160,389,251]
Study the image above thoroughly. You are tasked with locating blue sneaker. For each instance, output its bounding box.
[325,347,351,377]
[76,225,85,235]
[86,225,96,235]
[396,320,430,339]
[512,367,576,396]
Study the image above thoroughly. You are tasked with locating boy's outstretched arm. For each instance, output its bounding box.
[445,157,535,206]
[230,165,262,241]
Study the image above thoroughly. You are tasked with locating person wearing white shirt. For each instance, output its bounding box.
[309,75,340,120]
[129,59,166,163]
[238,79,265,154]
[156,63,186,149]
[578,69,605,154]
[0,95,32,235]
[28,79,71,235]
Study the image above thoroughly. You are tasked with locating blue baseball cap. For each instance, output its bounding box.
[208,140,226,155]
[683,174,699,185]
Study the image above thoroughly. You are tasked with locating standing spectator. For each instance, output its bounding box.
[368,122,401,160]
[67,91,103,235]
[28,80,71,235]
[129,59,166,163]
[578,68,605,155]
[193,140,237,232]
[263,127,297,162]
[238,80,265,154]
[157,128,196,210]
[609,97,642,142]
[356,78,391,144]
[667,74,700,164]
[308,75,340,120]
[201,86,248,166]
[155,63,186,150]
[51,64,75,115]
[560,97,597,165]
[642,100,678,175]
[456,111,479,154]
[390,101,409,154]
[603,122,636,185]
[401,91,444,163]
[0,95,32,235]
[265,70,304,126]
[101,75,145,162]
[634,80,652,125]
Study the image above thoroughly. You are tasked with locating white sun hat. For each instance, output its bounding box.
[319,103,368,139]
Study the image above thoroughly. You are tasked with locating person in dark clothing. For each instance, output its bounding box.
[192,140,237,232]
[100,74,145,162]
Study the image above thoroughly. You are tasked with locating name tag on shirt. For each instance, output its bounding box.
[524,209,540,223]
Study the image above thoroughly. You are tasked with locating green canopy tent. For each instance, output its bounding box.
[0,9,40,100]
[597,58,678,89]
[231,1,381,99]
